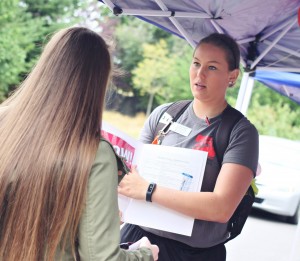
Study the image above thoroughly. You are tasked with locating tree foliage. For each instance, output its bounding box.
[163,41,193,102]
[133,39,171,114]
[132,36,194,115]
[225,75,300,140]
[0,0,42,101]
[247,82,300,140]
[0,0,82,102]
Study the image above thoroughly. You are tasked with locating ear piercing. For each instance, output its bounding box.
[229,81,234,87]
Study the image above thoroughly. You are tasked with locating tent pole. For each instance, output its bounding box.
[240,76,254,115]
[261,15,297,41]
[250,18,297,70]
[235,72,249,114]
[153,0,196,47]
[263,40,300,58]
[256,66,300,73]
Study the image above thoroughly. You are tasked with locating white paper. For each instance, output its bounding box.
[101,121,208,236]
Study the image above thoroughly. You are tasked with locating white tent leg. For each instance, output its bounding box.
[235,72,254,115]
[240,76,254,115]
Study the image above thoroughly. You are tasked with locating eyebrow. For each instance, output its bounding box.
[193,57,221,64]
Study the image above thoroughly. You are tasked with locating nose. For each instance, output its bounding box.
[196,66,205,78]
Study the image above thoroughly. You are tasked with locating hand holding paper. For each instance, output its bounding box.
[118,165,149,200]
[102,121,208,236]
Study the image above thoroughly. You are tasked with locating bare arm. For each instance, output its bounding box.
[118,163,253,223]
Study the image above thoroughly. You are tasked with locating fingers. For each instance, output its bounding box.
[139,236,150,246]
[131,165,138,173]
[151,244,159,261]
[139,237,159,260]
[118,165,149,200]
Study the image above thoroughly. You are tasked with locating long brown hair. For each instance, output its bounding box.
[0,27,111,260]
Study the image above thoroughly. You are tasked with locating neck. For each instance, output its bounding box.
[193,99,228,119]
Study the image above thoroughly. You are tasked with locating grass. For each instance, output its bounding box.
[103,110,147,138]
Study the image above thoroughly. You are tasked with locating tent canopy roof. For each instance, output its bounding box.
[101,0,300,104]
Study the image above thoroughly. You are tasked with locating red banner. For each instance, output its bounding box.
[101,130,135,168]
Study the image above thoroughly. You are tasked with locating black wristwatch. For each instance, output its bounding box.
[146,183,157,202]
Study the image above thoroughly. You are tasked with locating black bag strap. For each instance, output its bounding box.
[211,106,255,243]
[213,105,244,167]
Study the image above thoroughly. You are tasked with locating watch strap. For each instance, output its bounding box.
[146,183,157,202]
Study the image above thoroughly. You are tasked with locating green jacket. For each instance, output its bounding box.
[57,139,153,260]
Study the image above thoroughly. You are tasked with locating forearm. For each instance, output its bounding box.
[119,164,253,223]
[151,186,230,223]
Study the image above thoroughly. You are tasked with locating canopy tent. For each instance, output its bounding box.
[99,1,300,257]
[100,0,300,113]
[253,70,300,101]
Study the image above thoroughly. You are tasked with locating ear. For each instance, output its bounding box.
[229,69,239,83]
[228,69,239,87]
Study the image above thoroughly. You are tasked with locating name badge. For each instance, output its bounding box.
[159,112,173,124]
[169,122,191,136]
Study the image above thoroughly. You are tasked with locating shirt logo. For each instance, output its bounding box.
[193,134,216,159]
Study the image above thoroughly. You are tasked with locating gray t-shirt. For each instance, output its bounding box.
[139,101,259,248]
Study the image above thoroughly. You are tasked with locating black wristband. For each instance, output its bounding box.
[146,183,157,202]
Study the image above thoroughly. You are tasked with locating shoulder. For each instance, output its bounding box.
[233,115,258,138]
[90,139,118,179]
[224,105,257,135]
[139,103,172,142]
[229,112,259,151]
[96,138,116,157]
[147,101,193,128]
[225,113,259,174]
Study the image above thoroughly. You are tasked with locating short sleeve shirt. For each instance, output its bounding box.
[139,101,259,248]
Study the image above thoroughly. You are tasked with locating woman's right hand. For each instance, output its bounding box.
[137,237,159,260]
[118,165,149,200]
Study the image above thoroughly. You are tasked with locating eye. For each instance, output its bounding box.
[193,61,200,67]
[208,66,217,70]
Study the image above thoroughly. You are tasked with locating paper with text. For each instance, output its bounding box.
[101,121,208,236]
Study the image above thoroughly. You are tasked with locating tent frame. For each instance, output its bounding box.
[102,0,300,112]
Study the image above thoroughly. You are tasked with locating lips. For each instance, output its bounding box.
[195,82,206,89]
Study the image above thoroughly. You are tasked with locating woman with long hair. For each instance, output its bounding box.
[0,27,158,260]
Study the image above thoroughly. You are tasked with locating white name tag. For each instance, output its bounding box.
[159,112,173,124]
[169,122,191,136]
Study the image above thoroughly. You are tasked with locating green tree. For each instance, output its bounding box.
[112,16,176,113]
[133,39,172,116]
[0,0,83,102]
[247,82,300,140]
[22,0,82,69]
[0,0,43,101]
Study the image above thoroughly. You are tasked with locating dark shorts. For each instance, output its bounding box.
[120,224,226,261]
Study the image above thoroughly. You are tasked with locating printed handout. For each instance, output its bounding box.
[101,121,208,236]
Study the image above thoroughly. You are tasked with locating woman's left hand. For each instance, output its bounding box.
[118,165,149,200]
